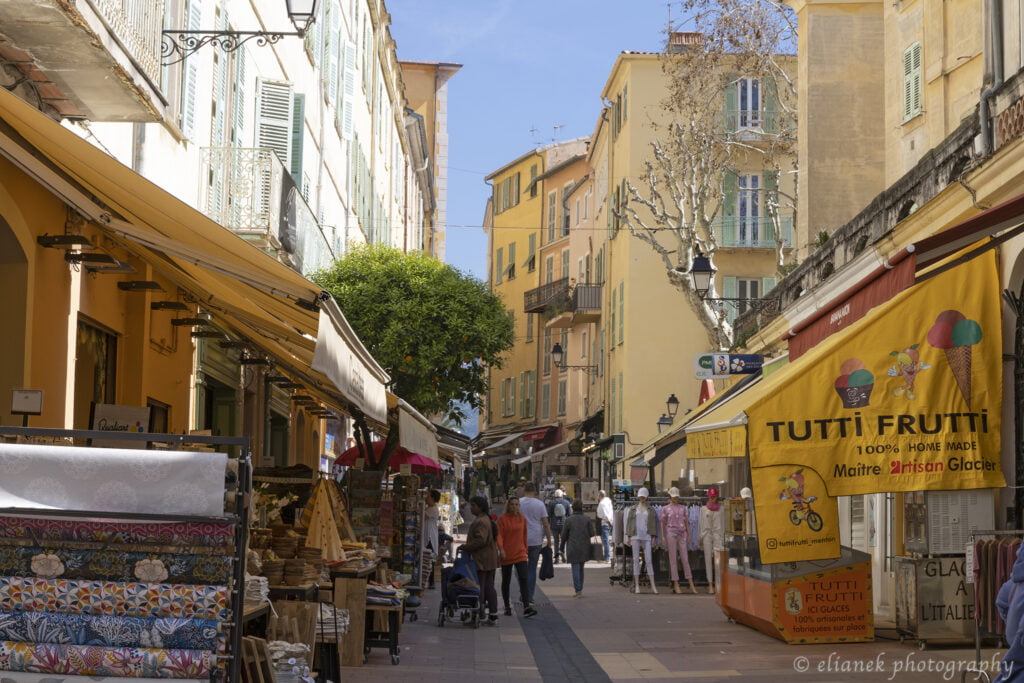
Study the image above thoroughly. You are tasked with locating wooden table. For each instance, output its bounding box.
[330,563,378,667]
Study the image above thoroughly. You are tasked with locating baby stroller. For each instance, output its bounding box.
[437,546,481,628]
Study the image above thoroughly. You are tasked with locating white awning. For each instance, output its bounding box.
[481,430,529,452]
[511,453,532,465]
[530,440,569,463]
[396,397,439,463]
[313,301,389,424]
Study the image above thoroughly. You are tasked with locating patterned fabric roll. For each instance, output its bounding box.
[0,612,219,651]
[0,641,212,678]
[0,578,230,621]
[0,518,234,549]
[0,672,209,683]
[0,547,231,585]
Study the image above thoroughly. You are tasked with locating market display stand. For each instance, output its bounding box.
[363,604,401,665]
[331,562,379,667]
[0,426,251,683]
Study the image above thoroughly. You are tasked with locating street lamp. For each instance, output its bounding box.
[666,393,680,419]
[163,0,319,65]
[656,414,672,433]
[687,249,780,314]
[551,343,597,374]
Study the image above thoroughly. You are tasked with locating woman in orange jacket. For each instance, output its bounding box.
[497,497,535,617]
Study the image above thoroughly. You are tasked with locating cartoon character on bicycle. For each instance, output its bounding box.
[778,469,824,532]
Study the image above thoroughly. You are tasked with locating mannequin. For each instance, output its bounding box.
[659,486,696,594]
[624,487,658,594]
[698,486,724,594]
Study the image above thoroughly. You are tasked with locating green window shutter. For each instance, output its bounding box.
[617,373,624,432]
[507,242,516,279]
[623,84,628,121]
[763,169,779,244]
[763,76,779,133]
[211,9,228,146]
[492,184,499,215]
[525,232,536,270]
[513,172,520,206]
[290,94,305,189]
[723,276,738,325]
[599,330,605,376]
[495,247,504,285]
[722,171,738,218]
[762,276,777,294]
[723,73,738,133]
[609,375,616,432]
[903,43,922,121]
[610,288,617,346]
[510,372,516,416]
[618,281,624,345]
[528,371,536,417]
[557,188,564,236]
[500,379,506,417]
[530,164,538,198]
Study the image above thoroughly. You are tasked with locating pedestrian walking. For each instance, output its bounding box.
[497,497,535,617]
[560,499,594,597]
[546,489,572,562]
[596,489,614,561]
[464,496,500,625]
[424,489,440,589]
[518,482,552,608]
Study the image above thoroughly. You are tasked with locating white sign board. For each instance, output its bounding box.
[91,403,150,448]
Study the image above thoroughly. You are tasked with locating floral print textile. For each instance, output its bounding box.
[0,578,230,621]
[0,612,219,650]
[0,640,212,678]
[0,547,231,585]
[0,518,234,549]
[0,673,209,683]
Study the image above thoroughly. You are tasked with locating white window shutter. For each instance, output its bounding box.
[181,0,203,140]
[257,79,293,166]
[211,10,228,146]
[342,41,357,139]
[327,1,340,105]
[232,47,247,145]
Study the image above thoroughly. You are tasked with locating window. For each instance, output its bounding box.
[722,276,763,323]
[519,372,526,417]
[582,190,589,219]
[74,319,117,429]
[561,249,570,279]
[525,232,537,272]
[512,172,520,207]
[575,198,580,226]
[737,78,761,128]
[610,288,616,346]
[543,329,552,376]
[526,313,534,342]
[502,376,516,417]
[545,255,555,284]
[561,184,572,236]
[902,42,923,121]
[505,242,516,280]
[257,79,294,166]
[581,332,588,358]
[547,191,557,242]
[541,383,551,419]
[618,281,624,345]
[557,379,567,416]
[560,329,568,357]
[495,247,504,285]
[526,371,536,418]
[738,174,761,245]
[529,164,538,198]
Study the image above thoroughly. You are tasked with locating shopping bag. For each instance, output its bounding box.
[590,536,604,562]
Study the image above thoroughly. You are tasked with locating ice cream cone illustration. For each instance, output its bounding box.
[927,310,983,408]
[835,358,874,408]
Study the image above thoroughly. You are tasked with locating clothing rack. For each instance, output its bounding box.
[0,427,250,683]
[965,529,1024,683]
[610,496,708,588]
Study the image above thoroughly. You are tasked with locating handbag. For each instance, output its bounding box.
[590,536,605,562]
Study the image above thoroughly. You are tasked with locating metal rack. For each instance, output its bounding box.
[0,426,251,683]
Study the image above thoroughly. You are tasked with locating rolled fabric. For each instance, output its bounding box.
[0,641,213,678]
[0,578,230,621]
[0,547,232,585]
[0,612,219,651]
[0,518,234,549]
[0,674,210,683]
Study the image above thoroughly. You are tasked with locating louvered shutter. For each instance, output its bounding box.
[617,374,624,432]
[763,75,779,133]
[618,281,624,345]
[903,43,922,121]
[495,247,503,285]
[519,372,526,417]
[211,10,228,145]
[257,79,293,166]
[180,0,202,139]
[524,232,536,269]
[507,242,516,279]
[721,171,738,244]
[763,170,779,245]
[762,276,777,294]
[723,276,738,324]
[326,1,339,104]
[610,287,617,346]
[232,47,246,145]
[723,73,738,133]
[342,41,357,139]
[291,94,305,190]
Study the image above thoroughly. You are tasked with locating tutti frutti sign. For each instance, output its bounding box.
[694,353,764,380]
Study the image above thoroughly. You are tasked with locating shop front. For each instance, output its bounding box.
[684,251,1005,644]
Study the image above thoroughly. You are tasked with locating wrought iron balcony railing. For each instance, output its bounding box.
[572,284,601,311]
[713,216,793,249]
[524,277,571,314]
[93,0,165,83]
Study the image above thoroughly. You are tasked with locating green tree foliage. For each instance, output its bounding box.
[312,244,514,426]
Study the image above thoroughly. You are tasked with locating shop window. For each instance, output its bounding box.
[73,319,117,430]
[147,398,170,434]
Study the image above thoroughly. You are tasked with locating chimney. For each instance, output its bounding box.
[668,32,704,53]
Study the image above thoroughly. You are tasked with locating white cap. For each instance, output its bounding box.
[668,486,680,498]
[740,487,753,499]
[637,487,650,498]
[554,489,564,498]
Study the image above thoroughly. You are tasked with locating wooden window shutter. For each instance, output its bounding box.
[232,47,247,145]
[290,94,305,190]
[180,0,203,140]
[721,171,738,219]
[618,373,624,432]
[618,281,624,345]
[519,372,526,417]
[723,276,738,324]
[326,1,339,105]
[763,169,779,243]
[610,287,617,346]
[342,41,357,139]
[723,73,738,133]
[903,43,922,121]
[762,276,777,294]
[495,247,504,284]
[763,75,779,133]
[257,79,293,166]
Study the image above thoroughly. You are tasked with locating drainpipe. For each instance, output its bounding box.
[978,0,1004,157]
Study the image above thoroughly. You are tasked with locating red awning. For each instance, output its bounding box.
[786,250,915,360]
[521,426,554,441]
[915,192,1024,269]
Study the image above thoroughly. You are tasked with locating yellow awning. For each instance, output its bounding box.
[0,88,390,426]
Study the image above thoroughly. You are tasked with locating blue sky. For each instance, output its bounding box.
[388,0,678,280]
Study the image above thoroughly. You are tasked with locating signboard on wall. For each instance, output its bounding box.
[90,403,150,448]
[694,353,764,380]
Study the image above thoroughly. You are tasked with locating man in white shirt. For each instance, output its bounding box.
[596,490,614,561]
[519,482,552,611]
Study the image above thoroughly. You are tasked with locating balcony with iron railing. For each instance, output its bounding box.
[524,277,571,314]
[0,0,164,120]
[200,147,335,273]
[722,109,794,138]
[713,216,794,249]
[571,284,602,323]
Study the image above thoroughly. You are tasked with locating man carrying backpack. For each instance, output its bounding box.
[546,489,572,563]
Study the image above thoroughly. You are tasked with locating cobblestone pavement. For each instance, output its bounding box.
[340,557,1005,682]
